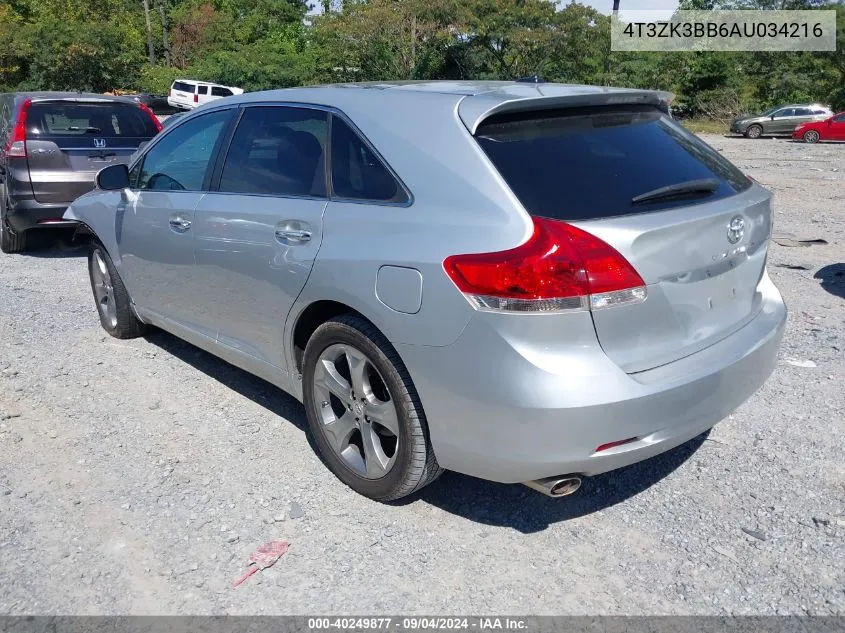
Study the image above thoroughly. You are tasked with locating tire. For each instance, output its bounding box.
[302,315,443,501]
[87,241,148,339]
[744,124,763,139]
[803,129,820,144]
[0,195,26,254]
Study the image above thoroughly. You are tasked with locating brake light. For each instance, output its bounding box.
[138,102,163,132]
[5,98,31,158]
[443,216,646,313]
[193,93,198,103]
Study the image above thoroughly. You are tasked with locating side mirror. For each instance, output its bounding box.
[97,164,130,191]
[137,140,149,152]
[770,115,776,120]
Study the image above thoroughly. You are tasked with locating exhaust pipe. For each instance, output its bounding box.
[523,475,582,498]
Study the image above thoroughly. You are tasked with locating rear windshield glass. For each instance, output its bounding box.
[475,106,752,221]
[27,102,158,138]
[173,81,195,92]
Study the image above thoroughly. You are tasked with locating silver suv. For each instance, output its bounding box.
[0,92,161,253]
[730,103,832,138]
[66,82,786,501]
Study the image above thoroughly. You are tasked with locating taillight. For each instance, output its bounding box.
[138,102,163,132]
[5,98,31,158]
[193,93,198,103]
[443,216,646,313]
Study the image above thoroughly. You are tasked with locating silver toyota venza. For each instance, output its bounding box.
[65,81,787,501]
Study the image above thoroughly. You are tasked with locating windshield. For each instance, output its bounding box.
[475,105,751,221]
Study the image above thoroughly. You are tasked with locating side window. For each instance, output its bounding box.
[139,109,230,192]
[211,87,233,97]
[330,116,408,203]
[774,108,794,117]
[793,108,811,116]
[197,85,209,96]
[833,114,845,123]
[219,106,327,197]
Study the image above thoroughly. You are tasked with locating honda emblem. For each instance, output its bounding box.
[93,138,106,148]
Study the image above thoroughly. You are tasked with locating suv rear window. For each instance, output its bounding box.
[475,106,752,221]
[27,102,158,138]
[173,81,195,92]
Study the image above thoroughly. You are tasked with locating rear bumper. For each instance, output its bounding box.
[398,273,787,484]
[5,198,75,232]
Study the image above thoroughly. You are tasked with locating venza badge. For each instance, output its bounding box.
[726,215,745,244]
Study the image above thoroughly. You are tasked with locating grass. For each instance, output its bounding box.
[680,118,730,135]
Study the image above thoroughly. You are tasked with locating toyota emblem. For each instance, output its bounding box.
[727,216,745,244]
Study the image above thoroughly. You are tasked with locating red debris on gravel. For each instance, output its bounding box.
[232,539,290,588]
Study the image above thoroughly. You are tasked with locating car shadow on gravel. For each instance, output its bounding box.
[21,231,90,258]
[814,263,845,299]
[144,331,308,431]
[400,432,709,533]
[143,328,707,532]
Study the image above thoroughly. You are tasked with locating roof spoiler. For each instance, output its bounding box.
[459,88,675,134]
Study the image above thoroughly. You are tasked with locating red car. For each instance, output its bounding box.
[793,111,845,143]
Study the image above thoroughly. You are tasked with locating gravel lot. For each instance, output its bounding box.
[0,134,843,616]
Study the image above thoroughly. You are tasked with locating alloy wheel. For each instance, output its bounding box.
[91,250,118,329]
[312,343,400,479]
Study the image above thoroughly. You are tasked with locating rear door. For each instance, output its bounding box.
[474,105,771,373]
[192,105,328,367]
[25,99,158,205]
[829,113,845,140]
[196,85,210,107]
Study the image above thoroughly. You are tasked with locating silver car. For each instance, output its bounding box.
[65,82,787,501]
[730,103,832,138]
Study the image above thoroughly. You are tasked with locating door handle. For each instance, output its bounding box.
[169,215,191,232]
[274,228,312,244]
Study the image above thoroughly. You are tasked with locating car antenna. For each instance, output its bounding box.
[516,74,545,84]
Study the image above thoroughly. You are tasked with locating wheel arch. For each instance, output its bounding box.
[288,299,374,376]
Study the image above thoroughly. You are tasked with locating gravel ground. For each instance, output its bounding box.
[0,134,843,616]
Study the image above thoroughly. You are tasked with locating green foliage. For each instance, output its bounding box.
[0,0,842,121]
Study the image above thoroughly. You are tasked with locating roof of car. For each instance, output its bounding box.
[173,79,228,86]
[6,91,137,104]
[217,81,673,134]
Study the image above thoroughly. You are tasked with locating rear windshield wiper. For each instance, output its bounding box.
[632,178,720,205]
[50,126,102,133]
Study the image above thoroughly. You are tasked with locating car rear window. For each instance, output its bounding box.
[27,102,158,138]
[475,106,752,221]
[173,81,195,92]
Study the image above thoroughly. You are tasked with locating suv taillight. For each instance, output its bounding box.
[138,102,163,132]
[443,216,646,313]
[193,93,198,103]
[5,98,31,159]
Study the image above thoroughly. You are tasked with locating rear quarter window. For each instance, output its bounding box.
[474,106,752,221]
[27,102,158,138]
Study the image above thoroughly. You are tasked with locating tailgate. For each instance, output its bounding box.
[578,187,771,372]
[25,100,157,204]
[472,102,771,373]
